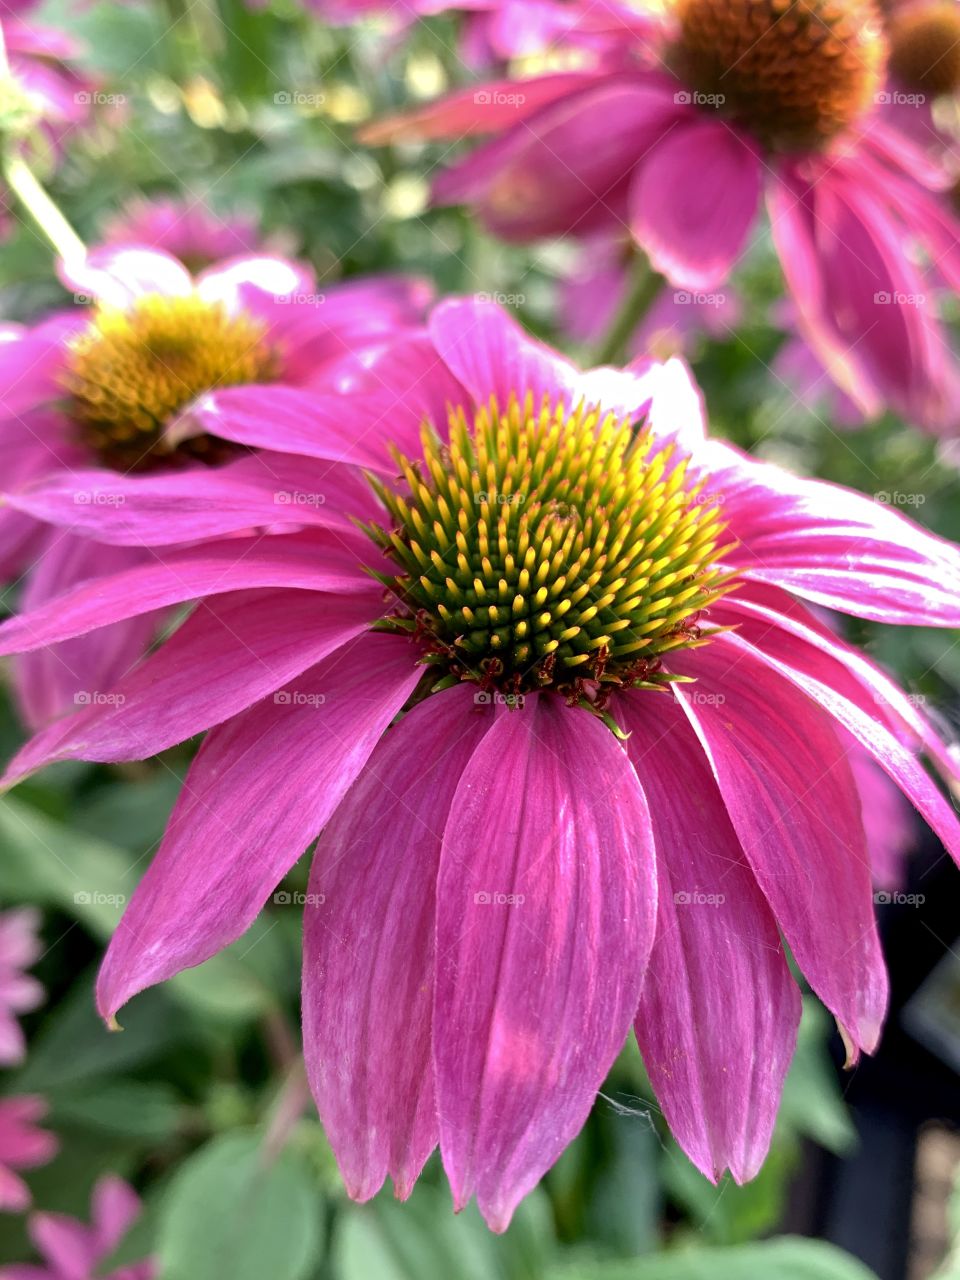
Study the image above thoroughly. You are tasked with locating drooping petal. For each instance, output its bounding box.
[96,634,420,1019]
[435,698,657,1231]
[619,691,801,1184]
[630,119,761,290]
[718,580,957,780]
[303,685,489,1202]
[436,80,687,242]
[669,638,887,1056]
[708,615,960,870]
[3,589,382,786]
[698,440,960,625]
[0,530,374,657]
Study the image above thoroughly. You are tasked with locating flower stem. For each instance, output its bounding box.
[592,252,663,366]
[1,149,86,268]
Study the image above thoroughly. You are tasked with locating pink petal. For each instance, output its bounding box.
[195,255,314,313]
[187,385,403,473]
[717,580,957,781]
[630,120,761,290]
[361,71,602,143]
[0,531,374,658]
[437,80,686,241]
[435,698,657,1231]
[29,1212,97,1278]
[11,537,160,730]
[90,1176,141,1255]
[670,638,887,1057]
[619,690,800,1183]
[709,612,960,870]
[699,440,960,625]
[96,634,420,1019]
[6,453,372,545]
[303,684,489,1202]
[766,164,882,419]
[59,246,192,309]
[3,589,381,785]
[429,297,653,422]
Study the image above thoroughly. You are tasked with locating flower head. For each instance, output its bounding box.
[0,245,430,725]
[0,1097,57,1213]
[0,908,44,1066]
[0,1175,154,1279]
[2,300,960,1229]
[364,0,960,431]
[99,197,273,274]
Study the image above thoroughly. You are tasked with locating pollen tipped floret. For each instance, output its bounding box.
[62,293,279,471]
[368,394,731,699]
[670,0,888,151]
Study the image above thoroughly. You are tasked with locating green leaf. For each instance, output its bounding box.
[155,1130,323,1280]
[333,1180,553,1280]
[49,1081,181,1143]
[779,1000,857,1156]
[548,1237,879,1280]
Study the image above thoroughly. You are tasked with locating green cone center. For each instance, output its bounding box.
[368,393,731,702]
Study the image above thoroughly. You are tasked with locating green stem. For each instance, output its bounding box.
[592,253,664,366]
[2,149,86,267]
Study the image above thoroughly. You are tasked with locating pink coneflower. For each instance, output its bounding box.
[0,1097,57,1212]
[0,243,429,726]
[0,1175,154,1279]
[365,0,960,430]
[2,299,960,1228]
[99,197,273,274]
[0,908,44,1066]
